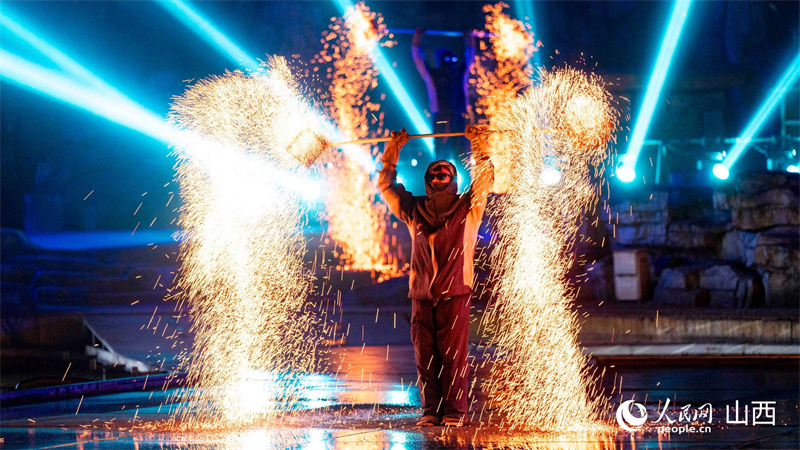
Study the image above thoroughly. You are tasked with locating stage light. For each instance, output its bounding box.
[617,165,636,183]
[541,168,561,185]
[622,0,693,169]
[787,165,799,173]
[333,0,434,155]
[712,163,729,180]
[721,53,800,170]
[158,0,260,71]
[411,158,418,167]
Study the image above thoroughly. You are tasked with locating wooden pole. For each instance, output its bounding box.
[331,128,562,148]
[332,132,467,147]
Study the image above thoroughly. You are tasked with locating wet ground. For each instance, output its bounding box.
[1,346,798,449]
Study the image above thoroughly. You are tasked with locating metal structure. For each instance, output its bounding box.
[637,89,799,185]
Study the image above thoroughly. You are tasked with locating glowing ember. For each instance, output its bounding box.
[471,2,536,194]
[345,3,381,51]
[315,3,400,276]
[480,66,618,431]
[564,94,615,155]
[166,57,323,429]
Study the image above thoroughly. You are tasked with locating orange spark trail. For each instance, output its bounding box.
[481,66,618,431]
[471,2,537,194]
[167,58,325,429]
[315,3,400,277]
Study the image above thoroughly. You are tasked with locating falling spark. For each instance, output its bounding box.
[315,2,400,277]
[481,66,618,431]
[166,57,325,429]
[470,2,536,194]
[62,362,72,381]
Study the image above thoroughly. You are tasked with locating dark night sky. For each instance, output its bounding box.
[1,1,798,231]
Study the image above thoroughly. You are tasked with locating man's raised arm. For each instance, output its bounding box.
[378,129,414,224]
[465,125,494,216]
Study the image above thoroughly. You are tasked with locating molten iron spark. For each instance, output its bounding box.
[481,66,618,431]
[315,3,401,277]
[471,2,536,194]
[167,58,324,429]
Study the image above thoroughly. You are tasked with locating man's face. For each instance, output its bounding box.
[427,165,453,188]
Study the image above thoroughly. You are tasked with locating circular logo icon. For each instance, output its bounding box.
[616,400,648,431]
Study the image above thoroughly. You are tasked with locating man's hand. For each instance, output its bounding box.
[465,124,489,141]
[412,28,424,47]
[391,128,410,146]
[466,124,490,159]
[382,128,409,166]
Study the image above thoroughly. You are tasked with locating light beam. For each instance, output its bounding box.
[0,50,314,192]
[158,0,260,71]
[720,53,800,172]
[620,0,693,182]
[0,11,128,100]
[0,49,173,142]
[512,0,541,67]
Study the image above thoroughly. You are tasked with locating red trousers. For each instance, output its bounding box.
[411,294,471,418]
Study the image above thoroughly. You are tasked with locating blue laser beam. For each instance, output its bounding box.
[333,0,434,155]
[513,0,541,67]
[0,50,318,194]
[0,49,174,142]
[0,11,128,100]
[719,53,800,174]
[619,0,693,182]
[158,0,260,71]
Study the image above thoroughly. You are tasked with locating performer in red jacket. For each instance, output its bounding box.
[378,125,493,427]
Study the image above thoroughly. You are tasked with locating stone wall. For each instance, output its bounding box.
[603,171,798,308]
[715,173,799,306]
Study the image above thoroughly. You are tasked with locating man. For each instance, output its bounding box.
[378,125,493,427]
[411,29,476,162]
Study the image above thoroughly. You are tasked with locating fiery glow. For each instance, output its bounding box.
[480,66,618,431]
[315,3,400,276]
[166,58,324,429]
[471,2,536,194]
[564,94,615,153]
[345,3,380,52]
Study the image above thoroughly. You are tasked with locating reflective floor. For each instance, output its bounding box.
[1,347,798,449]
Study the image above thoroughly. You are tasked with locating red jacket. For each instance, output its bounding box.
[379,143,493,301]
